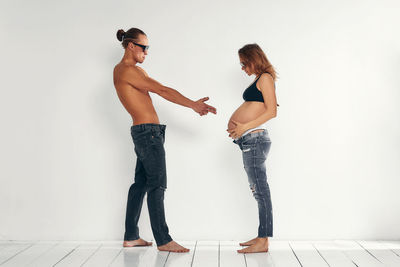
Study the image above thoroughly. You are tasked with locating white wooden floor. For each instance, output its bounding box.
[0,240,399,267]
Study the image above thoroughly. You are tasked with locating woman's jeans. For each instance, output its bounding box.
[234,130,273,237]
[124,123,172,246]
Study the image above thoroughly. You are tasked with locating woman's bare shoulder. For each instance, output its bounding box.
[257,73,274,91]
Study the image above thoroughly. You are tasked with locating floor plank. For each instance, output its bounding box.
[135,245,169,267]
[245,250,273,267]
[82,241,122,267]
[380,241,400,257]
[268,241,301,267]
[164,241,196,267]
[0,242,13,253]
[289,241,329,267]
[312,241,356,267]
[55,242,101,266]
[358,240,400,267]
[191,241,219,267]
[334,240,383,267]
[219,241,246,267]
[0,242,13,254]
[0,242,33,265]
[109,245,150,267]
[29,242,80,267]
[2,241,57,267]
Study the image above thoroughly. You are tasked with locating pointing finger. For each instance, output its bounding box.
[207,105,217,114]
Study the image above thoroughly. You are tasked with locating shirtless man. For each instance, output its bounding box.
[113,28,216,253]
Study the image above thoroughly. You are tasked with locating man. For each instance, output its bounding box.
[113,28,216,253]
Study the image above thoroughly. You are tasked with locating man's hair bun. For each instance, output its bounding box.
[116,29,125,42]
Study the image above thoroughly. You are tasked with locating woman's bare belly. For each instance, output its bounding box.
[228,102,267,131]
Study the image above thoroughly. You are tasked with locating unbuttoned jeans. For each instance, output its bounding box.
[124,123,172,246]
[234,130,273,237]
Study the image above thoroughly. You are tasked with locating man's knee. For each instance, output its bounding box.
[146,182,167,193]
[130,181,146,192]
[145,174,167,191]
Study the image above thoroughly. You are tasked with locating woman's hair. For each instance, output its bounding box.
[116,28,146,49]
[238,43,277,80]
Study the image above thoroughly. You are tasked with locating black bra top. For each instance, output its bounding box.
[242,73,278,104]
[243,75,264,102]
[243,74,275,103]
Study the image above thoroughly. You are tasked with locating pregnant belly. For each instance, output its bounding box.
[228,102,266,130]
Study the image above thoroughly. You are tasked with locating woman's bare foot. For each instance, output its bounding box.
[158,241,190,253]
[239,237,259,246]
[123,238,153,247]
[237,238,269,253]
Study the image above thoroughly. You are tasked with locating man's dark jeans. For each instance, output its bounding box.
[124,123,172,246]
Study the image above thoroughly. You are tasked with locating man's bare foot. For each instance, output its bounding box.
[237,238,269,254]
[158,241,190,253]
[123,238,153,247]
[239,237,259,246]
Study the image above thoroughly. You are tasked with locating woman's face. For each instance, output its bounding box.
[239,57,253,76]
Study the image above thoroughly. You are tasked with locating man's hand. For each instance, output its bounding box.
[192,97,217,116]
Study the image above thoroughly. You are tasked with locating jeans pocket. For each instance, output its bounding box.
[134,141,148,159]
[241,137,257,147]
[132,128,151,142]
[241,144,253,153]
[150,131,164,145]
[132,134,149,159]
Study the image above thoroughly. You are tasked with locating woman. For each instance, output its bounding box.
[227,43,278,253]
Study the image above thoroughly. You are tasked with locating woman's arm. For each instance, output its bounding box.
[228,74,277,138]
[245,73,277,128]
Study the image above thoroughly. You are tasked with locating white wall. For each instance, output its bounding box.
[1,0,399,241]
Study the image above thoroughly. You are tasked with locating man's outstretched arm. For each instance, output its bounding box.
[126,67,217,116]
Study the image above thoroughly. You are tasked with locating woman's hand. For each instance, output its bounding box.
[227,120,248,139]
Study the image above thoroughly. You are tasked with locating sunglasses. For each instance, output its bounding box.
[133,42,150,52]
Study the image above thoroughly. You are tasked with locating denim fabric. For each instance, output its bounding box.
[234,130,273,237]
[124,123,172,246]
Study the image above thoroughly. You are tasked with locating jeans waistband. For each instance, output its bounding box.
[233,130,268,145]
[131,123,166,133]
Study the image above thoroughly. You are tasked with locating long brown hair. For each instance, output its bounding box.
[238,44,277,80]
[116,28,146,49]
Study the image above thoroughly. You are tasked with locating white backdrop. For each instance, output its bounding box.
[1,0,399,241]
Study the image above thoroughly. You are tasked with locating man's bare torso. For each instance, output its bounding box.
[113,63,160,125]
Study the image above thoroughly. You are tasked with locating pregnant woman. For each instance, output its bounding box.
[227,44,278,253]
